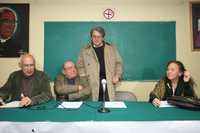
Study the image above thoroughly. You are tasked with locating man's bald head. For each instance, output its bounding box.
[19,54,35,66]
[19,53,36,76]
[63,61,75,68]
[63,61,77,79]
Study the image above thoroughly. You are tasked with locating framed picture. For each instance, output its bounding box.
[190,2,200,51]
[0,3,29,57]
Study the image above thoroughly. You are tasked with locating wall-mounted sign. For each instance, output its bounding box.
[103,8,114,20]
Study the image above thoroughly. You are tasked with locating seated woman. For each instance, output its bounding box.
[149,60,197,107]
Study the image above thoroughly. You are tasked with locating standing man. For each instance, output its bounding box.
[0,53,52,106]
[77,26,123,101]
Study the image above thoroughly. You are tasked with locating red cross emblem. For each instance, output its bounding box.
[103,8,114,20]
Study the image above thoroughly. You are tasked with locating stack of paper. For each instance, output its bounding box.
[159,101,175,108]
[0,101,22,108]
[104,102,127,108]
[58,101,83,109]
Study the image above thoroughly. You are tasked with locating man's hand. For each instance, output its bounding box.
[78,85,83,91]
[152,98,161,107]
[0,97,5,106]
[112,75,119,84]
[183,71,191,82]
[20,96,32,107]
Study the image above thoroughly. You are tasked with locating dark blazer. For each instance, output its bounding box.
[0,70,52,105]
[149,78,197,102]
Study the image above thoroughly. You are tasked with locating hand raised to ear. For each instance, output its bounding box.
[183,70,191,82]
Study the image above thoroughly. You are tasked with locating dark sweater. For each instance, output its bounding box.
[93,44,106,79]
[93,43,109,101]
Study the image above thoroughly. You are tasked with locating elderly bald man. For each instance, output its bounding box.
[54,61,91,101]
[0,53,52,107]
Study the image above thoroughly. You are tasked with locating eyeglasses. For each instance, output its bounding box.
[92,35,103,39]
[22,64,35,68]
[63,66,75,70]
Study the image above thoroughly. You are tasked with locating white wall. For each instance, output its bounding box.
[0,0,200,101]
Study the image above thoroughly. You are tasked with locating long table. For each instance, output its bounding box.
[0,101,200,133]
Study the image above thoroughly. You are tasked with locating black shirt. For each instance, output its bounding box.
[93,43,106,79]
[93,43,109,101]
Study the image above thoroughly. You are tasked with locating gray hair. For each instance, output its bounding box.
[19,53,36,68]
[90,26,105,37]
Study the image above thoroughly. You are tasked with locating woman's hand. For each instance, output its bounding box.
[152,98,161,107]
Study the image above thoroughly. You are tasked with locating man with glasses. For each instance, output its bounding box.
[54,61,91,101]
[0,53,52,107]
[77,26,123,101]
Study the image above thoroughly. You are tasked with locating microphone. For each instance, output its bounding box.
[101,79,107,93]
[98,79,110,113]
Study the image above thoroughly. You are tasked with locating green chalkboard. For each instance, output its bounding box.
[44,22,176,81]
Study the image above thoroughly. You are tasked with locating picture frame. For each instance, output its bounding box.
[0,3,29,57]
[190,1,200,51]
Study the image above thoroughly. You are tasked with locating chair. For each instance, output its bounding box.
[115,91,137,101]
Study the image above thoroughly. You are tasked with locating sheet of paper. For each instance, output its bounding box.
[58,101,83,109]
[0,101,22,108]
[104,102,127,108]
[159,101,175,108]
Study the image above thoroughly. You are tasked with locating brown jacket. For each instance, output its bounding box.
[54,74,91,101]
[77,43,123,101]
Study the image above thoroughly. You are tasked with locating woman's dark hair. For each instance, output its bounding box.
[165,60,196,87]
[167,60,186,76]
[90,26,105,37]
